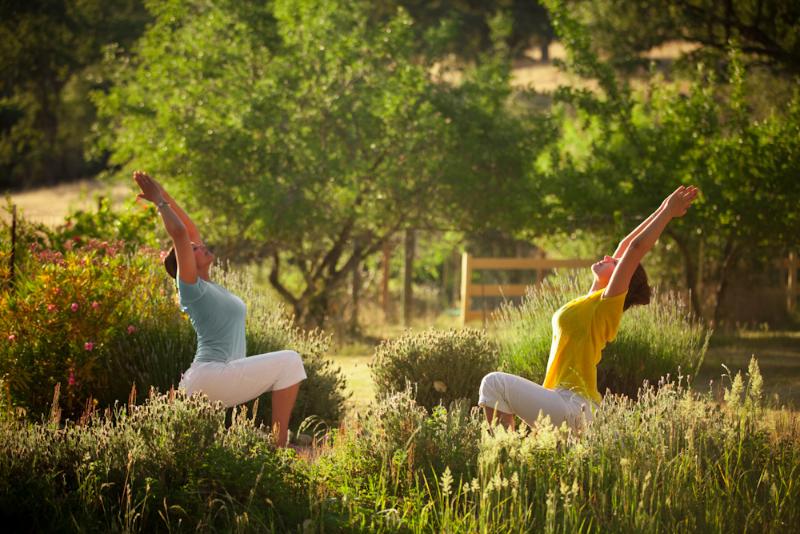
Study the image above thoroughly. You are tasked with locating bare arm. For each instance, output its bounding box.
[612,203,666,259]
[154,182,203,245]
[134,171,198,284]
[604,186,699,299]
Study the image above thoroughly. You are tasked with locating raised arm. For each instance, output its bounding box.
[604,185,699,299]
[152,181,203,245]
[134,170,198,284]
[612,201,667,259]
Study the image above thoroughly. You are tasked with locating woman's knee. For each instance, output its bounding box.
[283,350,305,373]
[480,371,507,397]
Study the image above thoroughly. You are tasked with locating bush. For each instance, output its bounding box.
[0,390,309,532]
[371,328,499,411]
[0,238,177,418]
[53,196,160,253]
[312,385,484,514]
[495,271,710,397]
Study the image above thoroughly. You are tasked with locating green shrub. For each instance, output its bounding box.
[313,385,483,510]
[450,362,799,533]
[0,238,177,418]
[371,328,498,411]
[495,271,710,397]
[0,390,309,532]
[53,196,160,253]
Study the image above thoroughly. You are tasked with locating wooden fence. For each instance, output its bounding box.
[459,253,593,325]
[461,251,800,325]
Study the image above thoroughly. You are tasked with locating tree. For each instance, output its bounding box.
[95,0,553,326]
[569,0,800,74]
[0,0,149,190]
[373,0,555,60]
[542,0,800,323]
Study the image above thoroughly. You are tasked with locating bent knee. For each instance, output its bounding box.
[284,350,305,371]
[480,371,506,396]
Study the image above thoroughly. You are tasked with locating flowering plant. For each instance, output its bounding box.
[0,238,177,417]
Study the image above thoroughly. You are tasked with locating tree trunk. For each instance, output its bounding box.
[403,229,415,326]
[669,231,703,319]
[382,239,392,322]
[299,291,330,330]
[712,240,738,327]
[350,238,362,335]
[540,43,550,62]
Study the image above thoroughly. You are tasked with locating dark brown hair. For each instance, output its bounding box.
[623,263,651,311]
[164,247,177,279]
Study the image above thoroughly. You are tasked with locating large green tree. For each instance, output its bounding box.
[542,0,800,323]
[95,0,553,326]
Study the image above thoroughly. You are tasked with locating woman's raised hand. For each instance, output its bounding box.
[664,185,699,218]
[133,170,165,204]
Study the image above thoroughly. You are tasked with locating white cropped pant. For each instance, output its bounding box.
[179,350,307,407]
[479,371,596,429]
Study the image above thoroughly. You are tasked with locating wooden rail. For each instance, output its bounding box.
[460,253,593,325]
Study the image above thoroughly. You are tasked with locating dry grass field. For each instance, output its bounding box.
[4,179,130,226]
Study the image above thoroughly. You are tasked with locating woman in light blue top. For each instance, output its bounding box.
[134,171,306,447]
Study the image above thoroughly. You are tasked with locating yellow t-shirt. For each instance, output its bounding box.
[541,289,627,404]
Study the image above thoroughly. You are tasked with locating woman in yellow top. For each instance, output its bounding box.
[479,185,699,429]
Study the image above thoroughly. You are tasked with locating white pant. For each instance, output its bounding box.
[479,371,596,429]
[179,350,307,407]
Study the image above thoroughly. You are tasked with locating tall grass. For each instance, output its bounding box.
[0,389,309,532]
[312,359,800,533]
[495,270,711,396]
[2,359,798,532]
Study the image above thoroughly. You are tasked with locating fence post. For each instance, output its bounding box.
[403,229,415,326]
[788,251,797,314]
[9,204,16,288]
[460,252,471,326]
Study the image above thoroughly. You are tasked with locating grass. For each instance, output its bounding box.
[696,330,800,407]
[3,178,129,226]
[331,354,374,412]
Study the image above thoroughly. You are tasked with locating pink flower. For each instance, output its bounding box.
[91,301,100,310]
[84,341,94,351]
[71,302,79,312]
[127,325,137,335]
[7,334,16,342]
[159,249,169,261]
[47,304,57,312]
[68,370,76,387]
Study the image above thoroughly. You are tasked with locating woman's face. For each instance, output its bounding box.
[591,255,618,285]
[192,242,214,269]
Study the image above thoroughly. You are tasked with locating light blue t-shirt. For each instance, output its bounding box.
[178,278,247,364]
